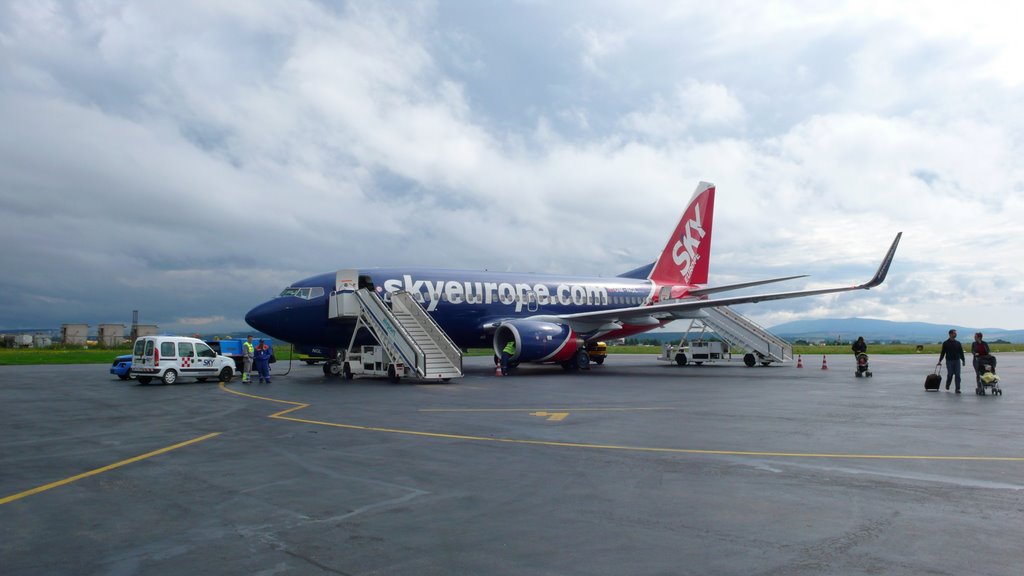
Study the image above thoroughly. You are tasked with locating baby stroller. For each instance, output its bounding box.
[975,356,1002,396]
[854,352,872,377]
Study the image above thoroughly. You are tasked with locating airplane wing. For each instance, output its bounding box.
[686,274,808,298]
[558,232,902,326]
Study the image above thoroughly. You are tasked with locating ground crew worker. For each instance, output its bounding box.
[242,335,254,383]
[254,339,272,383]
[500,339,516,376]
[937,329,965,393]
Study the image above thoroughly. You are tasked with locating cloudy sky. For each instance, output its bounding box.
[2,0,1023,336]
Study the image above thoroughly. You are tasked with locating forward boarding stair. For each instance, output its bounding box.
[695,306,792,365]
[328,272,462,381]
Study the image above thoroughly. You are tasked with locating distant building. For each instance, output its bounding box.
[61,324,88,346]
[98,324,125,347]
[130,324,158,340]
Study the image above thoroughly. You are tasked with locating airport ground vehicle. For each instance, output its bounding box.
[658,341,731,366]
[586,342,608,365]
[131,336,236,385]
[110,354,132,380]
[205,338,275,372]
[341,345,405,383]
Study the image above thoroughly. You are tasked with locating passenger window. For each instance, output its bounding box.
[144,340,154,356]
[134,339,145,355]
[196,343,216,358]
[177,342,195,357]
[161,342,176,357]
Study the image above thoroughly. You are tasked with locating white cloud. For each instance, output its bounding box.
[0,0,1022,333]
[622,80,746,140]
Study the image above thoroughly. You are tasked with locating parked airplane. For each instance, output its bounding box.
[245,182,901,373]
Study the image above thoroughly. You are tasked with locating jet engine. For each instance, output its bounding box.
[493,319,580,364]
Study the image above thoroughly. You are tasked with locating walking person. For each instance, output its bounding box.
[937,329,965,393]
[851,336,867,356]
[242,335,254,383]
[254,339,272,384]
[971,332,996,395]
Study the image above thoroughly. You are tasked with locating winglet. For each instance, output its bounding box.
[859,232,902,289]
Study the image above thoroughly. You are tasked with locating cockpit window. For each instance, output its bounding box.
[278,287,325,300]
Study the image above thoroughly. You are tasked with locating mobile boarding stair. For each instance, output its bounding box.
[662,305,792,367]
[328,286,463,383]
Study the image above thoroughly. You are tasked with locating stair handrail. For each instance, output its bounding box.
[699,306,792,363]
[390,291,463,375]
[354,288,427,377]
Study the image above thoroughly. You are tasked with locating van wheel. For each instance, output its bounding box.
[219,367,233,383]
[137,376,152,385]
[162,370,178,385]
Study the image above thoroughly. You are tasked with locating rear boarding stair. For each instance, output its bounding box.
[665,305,792,367]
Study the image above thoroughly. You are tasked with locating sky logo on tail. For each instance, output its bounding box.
[649,182,715,287]
[672,203,706,283]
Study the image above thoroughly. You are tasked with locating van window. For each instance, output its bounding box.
[134,339,145,355]
[196,343,216,358]
[178,342,195,357]
[144,340,155,357]
[160,342,176,357]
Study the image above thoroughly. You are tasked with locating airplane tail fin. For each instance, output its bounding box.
[648,181,716,286]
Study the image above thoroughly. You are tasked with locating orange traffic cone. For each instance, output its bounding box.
[821,355,829,370]
[495,364,503,377]
[797,355,803,368]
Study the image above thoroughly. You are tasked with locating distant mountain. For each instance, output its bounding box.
[767,318,1024,344]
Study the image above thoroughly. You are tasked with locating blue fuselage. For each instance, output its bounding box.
[245,267,663,350]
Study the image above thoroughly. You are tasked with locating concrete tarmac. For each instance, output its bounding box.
[2,353,1023,575]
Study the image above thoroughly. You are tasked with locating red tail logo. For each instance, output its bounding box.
[649,182,715,286]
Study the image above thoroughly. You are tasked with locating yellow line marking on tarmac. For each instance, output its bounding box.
[0,432,221,506]
[217,384,1024,463]
[419,407,673,412]
[531,411,569,421]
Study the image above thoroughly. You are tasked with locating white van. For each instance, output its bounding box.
[131,336,236,385]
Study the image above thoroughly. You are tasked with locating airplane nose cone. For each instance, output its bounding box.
[245,300,279,335]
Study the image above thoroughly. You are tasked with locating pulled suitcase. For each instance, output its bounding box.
[925,365,941,391]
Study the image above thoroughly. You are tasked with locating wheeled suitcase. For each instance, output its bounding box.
[925,366,941,391]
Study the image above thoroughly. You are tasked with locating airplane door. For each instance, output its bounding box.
[331,269,361,317]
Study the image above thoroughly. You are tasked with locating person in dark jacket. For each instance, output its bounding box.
[971,332,996,394]
[937,329,965,393]
[851,337,867,355]
[254,339,272,384]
